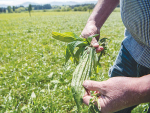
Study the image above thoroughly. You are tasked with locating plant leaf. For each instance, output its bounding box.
[74,47,86,64]
[99,37,109,43]
[52,32,77,42]
[92,49,98,73]
[87,34,99,44]
[65,41,86,63]
[91,34,99,38]
[64,32,85,41]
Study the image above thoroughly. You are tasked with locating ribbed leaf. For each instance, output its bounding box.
[92,49,98,73]
[52,32,77,42]
[74,47,85,64]
[71,48,96,112]
[71,49,89,112]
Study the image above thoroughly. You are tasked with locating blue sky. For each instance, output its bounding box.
[0,0,96,5]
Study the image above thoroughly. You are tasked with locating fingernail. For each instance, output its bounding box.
[93,43,99,47]
[99,46,104,50]
[83,80,89,88]
[96,46,104,53]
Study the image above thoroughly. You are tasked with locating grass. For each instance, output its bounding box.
[0,11,149,112]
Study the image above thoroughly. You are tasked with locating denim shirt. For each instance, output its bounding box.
[120,0,150,68]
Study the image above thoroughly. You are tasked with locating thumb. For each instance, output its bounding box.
[91,38,104,53]
[83,80,103,92]
[91,37,99,47]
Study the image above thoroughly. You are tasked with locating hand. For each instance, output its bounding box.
[82,77,144,113]
[81,21,104,53]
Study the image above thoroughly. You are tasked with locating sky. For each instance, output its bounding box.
[0,0,96,5]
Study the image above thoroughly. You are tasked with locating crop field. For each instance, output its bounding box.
[0,11,149,112]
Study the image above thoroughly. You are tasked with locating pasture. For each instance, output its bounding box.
[0,11,149,112]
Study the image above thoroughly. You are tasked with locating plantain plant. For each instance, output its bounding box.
[52,31,107,113]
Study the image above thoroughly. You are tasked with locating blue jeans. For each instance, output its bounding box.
[109,44,150,113]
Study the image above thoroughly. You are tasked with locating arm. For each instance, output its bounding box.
[86,0,119,31]
[82,75,150,113]
[81,0,119,52]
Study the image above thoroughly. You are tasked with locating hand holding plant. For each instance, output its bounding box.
[81,21,103,53]
[52,31,108,112]
[83,76,150,113]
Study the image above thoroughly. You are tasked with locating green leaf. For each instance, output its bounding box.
[74,47,85,64]
[52,32,77,42]
[91,34,99,38]
[65,44,72,63]
[64,32,85,41]
[99,38,109,43]
[87,37,93,44]
[76,41,88,47]
[87,34,99,44]
[65,41,86,63]
[92,49,98,73]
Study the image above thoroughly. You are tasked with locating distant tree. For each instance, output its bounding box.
[7,6,12,13]
[67,7,72,11]
[62,8,66,12]
[13,6,15,12]
[83,6,87,11]
[0,8,2,13]
[77,6,82,11]
[74,7,78,11]
[15,7,26,13]
[43,4,52,9]
[28,4,32,17]
[0,8,6,13]
[4,8,6,13]
[88,4,94,13]
[32,5,43,10]
[1,8,6,13]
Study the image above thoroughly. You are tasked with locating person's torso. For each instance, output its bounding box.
[120,0,150,47]
[120,0,150,68]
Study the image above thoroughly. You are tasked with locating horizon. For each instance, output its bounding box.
[0,0,97,6]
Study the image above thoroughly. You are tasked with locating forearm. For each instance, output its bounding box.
[135,74,150,103]
[126,74,150,107]
[87,0,119,28]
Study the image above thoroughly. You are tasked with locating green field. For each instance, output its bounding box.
[0,11,149,112]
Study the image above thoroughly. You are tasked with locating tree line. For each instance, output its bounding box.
[0,4,52,13]
[0,8,6,13]
[32,4,52,10]
[0,3,97,13]
[52,4,95,12]
[70,4,95,10]
[0,6,24,13]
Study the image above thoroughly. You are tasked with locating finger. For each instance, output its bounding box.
[80,34,88,39]
[83,94,103,107]
[93,42,99,48]
[84,88,91,96]
[83,95,92,105]
[91,37,99,47]
[94,91,101,94]
[83,80,103,92]
[96,46,104,53]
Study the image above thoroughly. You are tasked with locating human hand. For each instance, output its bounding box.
[82,77,143,113]
[81,21,103,53]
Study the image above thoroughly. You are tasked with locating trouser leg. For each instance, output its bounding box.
[114,105,137,113]
[148,107,150,113]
